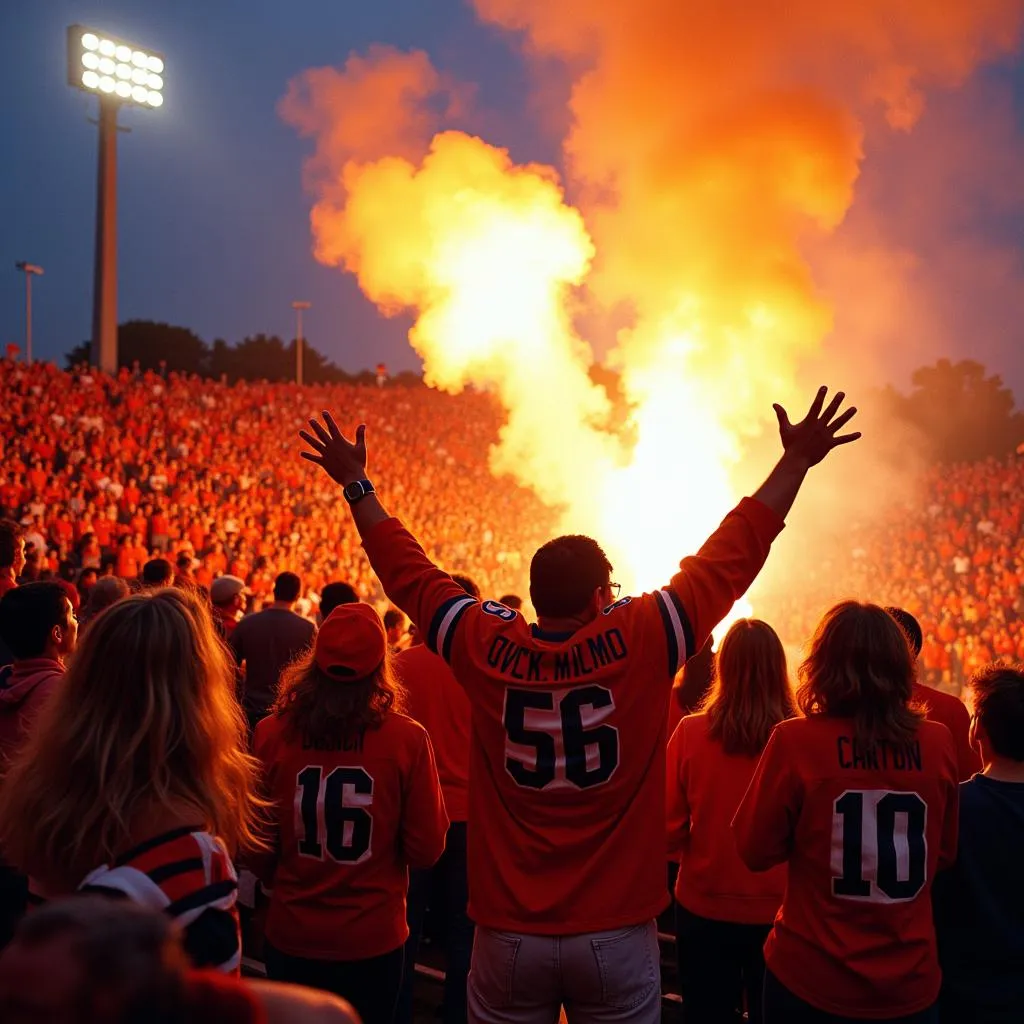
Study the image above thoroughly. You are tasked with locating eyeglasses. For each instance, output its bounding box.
[608,582,621,599]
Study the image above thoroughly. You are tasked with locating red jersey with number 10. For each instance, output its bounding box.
[733,716,958,1018]
[362,497,784,934]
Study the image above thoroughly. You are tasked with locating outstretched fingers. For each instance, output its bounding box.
[299,429,326,454]
[807,385,828,420]
[820,390,846,423]
[832,431,862,447]
[828,406,857,434]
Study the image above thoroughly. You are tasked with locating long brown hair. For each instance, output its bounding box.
[273,646,404,745]
[0,588,263,890]
[702,618,795,756]
[797,601,923,746]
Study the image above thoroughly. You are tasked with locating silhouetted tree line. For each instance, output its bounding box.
[66,326,1023,462]
[64,321,422,387]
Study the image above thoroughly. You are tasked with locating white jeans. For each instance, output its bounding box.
[467,920,661,1024]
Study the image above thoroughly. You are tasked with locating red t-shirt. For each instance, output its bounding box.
[397,643,470,823]
[363,497,783,934]
[733,716,959,1018]
[251,710,448,960]
[667,713,785,924]
[912,682,982,782]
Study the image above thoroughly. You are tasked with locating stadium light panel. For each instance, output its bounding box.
[67,24,165,110]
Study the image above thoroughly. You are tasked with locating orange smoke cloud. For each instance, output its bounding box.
[283,4,1023,603]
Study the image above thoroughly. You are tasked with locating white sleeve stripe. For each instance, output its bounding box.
[435,596,476,660]
[657,589,687,672]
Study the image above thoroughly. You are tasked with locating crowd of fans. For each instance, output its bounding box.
[0,367,1021,1024]
[0,360,551,612]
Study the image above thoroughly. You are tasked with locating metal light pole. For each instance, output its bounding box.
[67,26,166,374]
[292,301,311,386]
[14,263,44,364]
[92,97,119,374]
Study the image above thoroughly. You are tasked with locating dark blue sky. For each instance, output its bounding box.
[2,2,1023,394]
[0,0,543,372]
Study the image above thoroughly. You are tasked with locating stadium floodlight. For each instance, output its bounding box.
[66,24,166,375]
[67,25,165,110]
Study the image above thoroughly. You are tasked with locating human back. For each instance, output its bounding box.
[734,601,959,1021]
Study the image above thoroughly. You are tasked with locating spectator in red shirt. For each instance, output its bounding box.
[210,576,249,640]
[396,573,479,1024]
[887,608,983,781]
[250,603,447,1024]
[141,559,174,590]
[667,619,793,1024]
[734,603,959,1023]
[0,520,25,599]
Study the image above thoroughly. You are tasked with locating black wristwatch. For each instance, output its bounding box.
[343,479,375,505]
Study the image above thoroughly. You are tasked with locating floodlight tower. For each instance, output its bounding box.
[66,25,165,374]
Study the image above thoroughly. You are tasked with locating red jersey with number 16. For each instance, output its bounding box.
[362,497,784,934]
[733,716,958,1018]
[250,711,448,960]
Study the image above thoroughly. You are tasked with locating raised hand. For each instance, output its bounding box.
[299,412,367,486]
[773,387,860,467]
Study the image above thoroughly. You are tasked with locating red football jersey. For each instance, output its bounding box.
[666,714,785,925]
[733,716,959,1018]
[397,643,471,823]
[912,682,982,782]
[251,710,448,959]
[363,497,783,934]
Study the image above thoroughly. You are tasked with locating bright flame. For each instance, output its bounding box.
[283,4,1024,631]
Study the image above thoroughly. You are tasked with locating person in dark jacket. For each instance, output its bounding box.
[0,581,78,947]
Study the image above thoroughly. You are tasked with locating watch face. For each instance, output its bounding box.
[344,482,362,501]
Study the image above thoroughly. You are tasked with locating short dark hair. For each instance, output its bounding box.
[0,582,70,659]
[274,572,302,603]
[320,581,359,618]
[498,593,522,610]
[141,559,173,588]
[529,535,612,618]
[885,607,923,658]
[452,574,481,600]
[175,552,193,570]
[383,609,405,631]
[0,519,23,569]
[969,664,1024,761]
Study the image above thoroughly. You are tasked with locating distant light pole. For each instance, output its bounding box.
[14,262,44,364]
[292,301,311,386]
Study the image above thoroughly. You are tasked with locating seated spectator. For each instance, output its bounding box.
[0,896,361,1024]
[396,573,479,1024]
[0,520,25,599]
[497,593,522,611]
[76,566,99,605]
[934,664,1024,1024]
[141,558,174,589]
[174,551,197,591]
[250,603,447,1024]
[79,575,129,629]
[734,602,959,1023]
[230,571,315,732]
[667,619,793,1024]
[319,582,360,622]
[0,589,261,973]
[0,582,78,947]
[210,575,249,640]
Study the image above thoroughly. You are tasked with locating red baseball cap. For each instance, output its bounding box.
[315,603,387,680]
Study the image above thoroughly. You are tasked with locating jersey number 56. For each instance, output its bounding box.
[503,685,620,791]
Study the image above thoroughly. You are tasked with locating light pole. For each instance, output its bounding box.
[292,301,311,386]
[14,262,43,364]
[67,26,165,373]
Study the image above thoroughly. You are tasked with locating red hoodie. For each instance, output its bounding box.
[0,658,63,764]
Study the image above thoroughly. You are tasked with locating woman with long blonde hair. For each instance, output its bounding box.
[249,603,447,1024]
[667,618,795,1024]
[0,587,261,973]
[734,602,959,1023]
